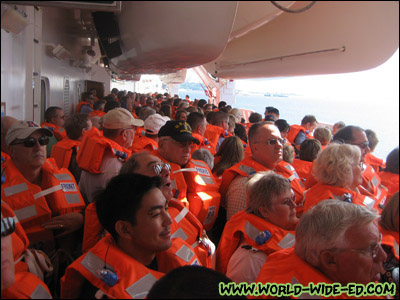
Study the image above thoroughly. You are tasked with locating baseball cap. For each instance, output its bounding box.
[6,120,53,146]
[144,114,168,135]
[158,121,200,144]
[102,108,144,129]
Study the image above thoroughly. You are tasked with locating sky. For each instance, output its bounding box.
[186,49,399,104]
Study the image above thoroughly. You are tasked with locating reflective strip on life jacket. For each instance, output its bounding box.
[394,241,399,258]
[175,244,195,263]
[30,283,52,299]
[363,196,375,209]
[14,205,37,222]
[126,273,158,299]
[53,173,73,181]
[238,165,256,176]
[244,221,261,243]
[80,251,114,279]
[277,233,296,249]
[3,183,29,197]
[171,228,189,241]
[34,185,62,199]
[174,206,189,224]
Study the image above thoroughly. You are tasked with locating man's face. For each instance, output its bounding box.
[327,222,386,285]
[251,124,283,169]
[159,137,191,167]
[129,188,172,254]
[52,109,65,127]
[351,129,370,162]
[135,154,173,201]
[9,131,47,170]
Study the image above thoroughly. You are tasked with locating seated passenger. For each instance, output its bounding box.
[131,113,167,153]
[255,200,387,298]
[286,115,317,153]
[2,121,85,255]
[292,139,321,185]
[1,212,52,299]
[313,127,331,150]
[303,143,378,213]
[219,122,304,221]
[333,126,388,208]
[75,91,95,113]
[187,112,213,156]
[1,116,18,163]
[77,108,143,203]
[61,174,202,299]
[217,171,297,283]
[204,111,231,155]
[41,106,67,156]
[153,121,221,231]
[364,129,385,172]
[378,192,399,296]
[192,148,214,170]
[51,113,93,184]
[378,147,399,199]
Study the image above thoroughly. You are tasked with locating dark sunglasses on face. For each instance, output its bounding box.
[11,136,49,148]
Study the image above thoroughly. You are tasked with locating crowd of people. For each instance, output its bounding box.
[1,88,398,299]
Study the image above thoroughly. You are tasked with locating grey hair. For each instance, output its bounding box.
[312,143,361,188]
[192,149,214,170]
[246,171,292,218]
[294,200,378,267]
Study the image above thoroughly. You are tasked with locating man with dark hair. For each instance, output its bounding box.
[333,125,388,209]
[220,122,305,221]
[61,174,201,299]
[218,101,227,109]
[51,113,93,183]
[187,112,212,155]
[197,99,207,109]
[41,106,67,156]
[286,115,318,152]
[204,111,231,155]
[249,112,263,124]
[76,91,95,113]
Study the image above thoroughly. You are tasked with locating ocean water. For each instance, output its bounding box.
[179,90,399,160]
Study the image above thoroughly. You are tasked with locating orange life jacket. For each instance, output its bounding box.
[51,138,81,169]
[1,159,85,252]
[286,124,313,146]
[364,153,385,173]
[219,157,304,208]
[181,159,221,231]
[130,135,158,153]
[61,234,201,299]
[81,199,214,268]
[40,122,66,141]
[291,158,313,185]
[1,150,11,163]
[1,272,52,299]
[151,150,188,206]
[378,225,399,260]
[1,200,30,273]
[377,171,399,200]
[169,199,213,268]
[190,132,213,155]
[361,163,388,210]
[254,248,352,299]
[76,128,131,174]
[303,183,376,213]
[75,101,90,113]
[216,210,295,275]
[89,110,106,119]
[203,124,231,155]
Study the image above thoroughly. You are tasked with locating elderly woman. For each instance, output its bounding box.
[303,143,378,213]
[216,171,298,283]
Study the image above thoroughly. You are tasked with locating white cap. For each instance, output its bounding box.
[144,114,168,135]
[102,108,144,129]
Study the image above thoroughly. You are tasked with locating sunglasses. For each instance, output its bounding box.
[255,138,285,146]
[153,163,171,176]
[12,136,49,148]
[352,142,369,149]
[1,217,16,237]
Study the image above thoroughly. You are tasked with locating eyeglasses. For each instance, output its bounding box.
[281,194,297,207]
[153,163,171,176]
[11,136,49,148]
[328,233,382,259]
[255,138,285,146]
[1,217,16,237]
[352,141,369,149]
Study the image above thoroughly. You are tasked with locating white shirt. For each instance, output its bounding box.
[226,241,267,284]
[79,152,123,204]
